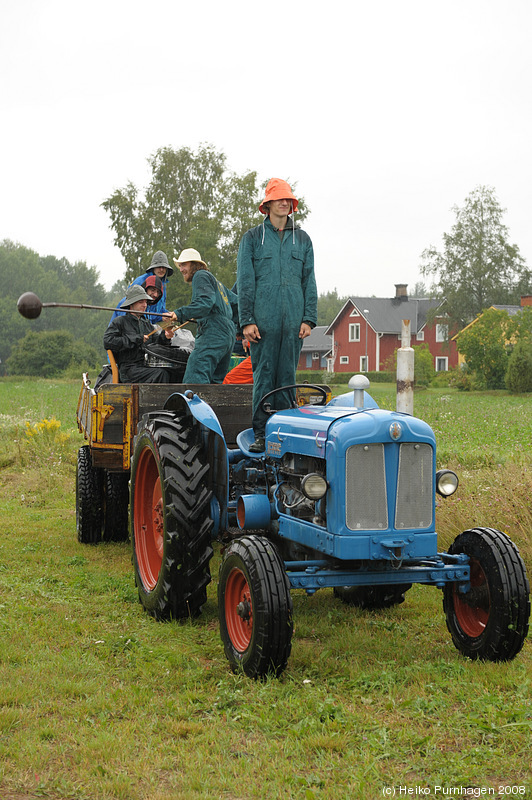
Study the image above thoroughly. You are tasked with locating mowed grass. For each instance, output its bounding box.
[0,377,530,800]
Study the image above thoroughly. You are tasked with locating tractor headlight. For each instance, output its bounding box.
[436,469,459,497]
[301,473,328,500]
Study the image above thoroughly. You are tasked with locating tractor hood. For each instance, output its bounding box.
[264,401,436,460]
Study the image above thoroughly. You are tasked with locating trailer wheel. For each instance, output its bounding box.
[130,412,213,620]
[443,527,530,662]
[76,445,103,544]
[218,536,293,678]
[102,471,130,542]
[334,583,411,609]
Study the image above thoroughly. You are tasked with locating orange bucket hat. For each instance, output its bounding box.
[259,178,299,215]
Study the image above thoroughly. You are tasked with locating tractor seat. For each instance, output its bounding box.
[236,428,262,455]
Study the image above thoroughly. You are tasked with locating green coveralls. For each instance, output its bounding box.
[237,216,317,437]
[173,270,237,384]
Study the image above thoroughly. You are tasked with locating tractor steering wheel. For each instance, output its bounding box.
[260,384,329,415]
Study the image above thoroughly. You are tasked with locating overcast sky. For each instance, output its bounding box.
[1,0,530,299]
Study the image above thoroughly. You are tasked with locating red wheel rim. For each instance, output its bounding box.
[453,557,490,637]
[224,567,253,652]
[134,447,165,590]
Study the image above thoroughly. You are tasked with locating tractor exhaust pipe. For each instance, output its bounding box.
[17,291,165,320]
[397,319,414,414]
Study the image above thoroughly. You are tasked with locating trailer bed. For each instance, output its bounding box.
[77,376,254,470]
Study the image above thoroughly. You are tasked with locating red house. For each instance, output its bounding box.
[323,284,459,374]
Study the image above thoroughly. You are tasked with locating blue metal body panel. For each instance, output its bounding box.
[277,515,438,561]
[326,410,436,554]
[179,389,465,595]
[266,403,438,561]
[326,390,379,409]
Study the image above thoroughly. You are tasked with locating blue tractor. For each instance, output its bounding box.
[128,376,530,678]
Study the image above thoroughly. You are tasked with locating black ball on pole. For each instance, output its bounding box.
[17,292,43,319]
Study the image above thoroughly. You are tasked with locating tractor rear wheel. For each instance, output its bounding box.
[130,411,213,620]
[102,471,130,542]
[334,583,411,609]
[76,445,103,544]
[443,527,530,661]
[218,536,293,678]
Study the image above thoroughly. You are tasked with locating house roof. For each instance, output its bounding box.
[451,304,522,340]
[492,304,521,316]
[300,325,331,352]
[325,296,444,336]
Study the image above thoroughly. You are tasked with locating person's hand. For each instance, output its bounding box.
[243,324,261,343]
[164,327,174,339]
[299,322,312,339]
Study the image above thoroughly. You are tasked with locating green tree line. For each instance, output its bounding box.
[0,240,122,377]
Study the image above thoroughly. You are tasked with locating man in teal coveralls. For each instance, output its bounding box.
[171,248,237,384]
[237,178,317,451]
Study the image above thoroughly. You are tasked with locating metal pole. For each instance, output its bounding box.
[40,301,164,317]
[363,309,369,371]
[17,292,167,320]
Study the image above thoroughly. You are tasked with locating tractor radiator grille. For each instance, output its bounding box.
[345,442,434,531]
[395,443,433,529]
[345,444,388,530]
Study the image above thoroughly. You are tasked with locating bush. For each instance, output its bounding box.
[448,365,472,391]
[431,370,453,388]
[506,337,532,393]
[455,308,510,389]
[382,344,435,387]
[7,329,101,378]
[412,344,436,387]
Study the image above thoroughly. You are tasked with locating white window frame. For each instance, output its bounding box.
[436,324,448,343]
[350,308,360,317]
[349,323,360,342]
[416,330,425,341]
[339,356,349,364]
[435,356,448,372]
[360,355,368,372]
[312,352,319,360]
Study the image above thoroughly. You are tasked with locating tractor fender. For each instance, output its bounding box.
[163,390,225,438]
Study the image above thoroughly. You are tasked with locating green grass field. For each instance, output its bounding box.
[0,377,530,800]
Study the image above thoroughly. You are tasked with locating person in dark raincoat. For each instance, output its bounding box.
[103,284,174,383]
[142,274,165,311]
[110,251,173,323]
[237,178,317,451]
[170,248,237,384]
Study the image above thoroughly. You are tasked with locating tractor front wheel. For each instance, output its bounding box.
[218,536,293,678]
[443,527,530,661]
